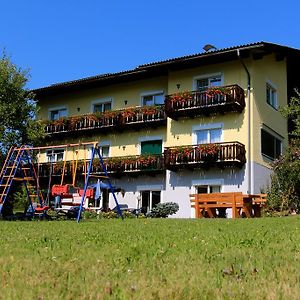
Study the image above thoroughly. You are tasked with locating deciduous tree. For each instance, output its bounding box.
[0,52,44,155]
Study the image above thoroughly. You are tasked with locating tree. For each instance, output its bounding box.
[280,89,300,137]
[267,90,300,214]
[0,52,44,156]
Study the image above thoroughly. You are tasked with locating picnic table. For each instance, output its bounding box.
[190,192,267,218]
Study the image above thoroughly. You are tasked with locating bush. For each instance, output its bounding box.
[82,210,98,220]
[13,186,29,211]
[147,202,179,218]
[267,140,300,213]
[98,211,118,219]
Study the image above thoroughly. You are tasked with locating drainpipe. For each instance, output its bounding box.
[237,49,252,194]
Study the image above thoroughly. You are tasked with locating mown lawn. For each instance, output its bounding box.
[0,217,299,300]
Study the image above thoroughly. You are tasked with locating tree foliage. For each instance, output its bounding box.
[267,140,300,213]
[267,90,300,214]
[280,89,300,137]
[0,52,44,155]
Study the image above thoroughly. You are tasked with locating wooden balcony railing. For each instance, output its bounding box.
[38,154,165,177]
[165,85,245,120]
[164,142,246,170]
[44,105,166,135]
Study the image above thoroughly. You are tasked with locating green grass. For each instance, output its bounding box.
[0,217,299,300]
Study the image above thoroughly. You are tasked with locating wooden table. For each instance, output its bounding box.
[190,193,267,218]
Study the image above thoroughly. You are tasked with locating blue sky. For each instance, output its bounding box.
[1,0,299,89]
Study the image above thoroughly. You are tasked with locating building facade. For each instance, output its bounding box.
[34,42,300,217]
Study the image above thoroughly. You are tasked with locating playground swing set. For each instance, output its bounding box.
[0,142,123,222]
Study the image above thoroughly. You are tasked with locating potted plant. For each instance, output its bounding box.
[206,87,231,102]
[121,108,137,119]
[68,115,85,130]
[138,154,157,169]
[106,157,123,172]
[167,91,194,108]
[140,105,158,116]
[168,146,193,163]
[196,144,220,162]
[53,117,68,127]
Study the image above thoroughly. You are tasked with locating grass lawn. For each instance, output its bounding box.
[0,217,299,299]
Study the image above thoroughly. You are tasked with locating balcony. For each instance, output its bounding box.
[164,142,246,171]
[165,85,245,120]
[38,154,165,177]
[44,105,166,136]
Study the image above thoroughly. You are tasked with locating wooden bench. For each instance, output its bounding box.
[190,192,251,219]
[248,193,267,217]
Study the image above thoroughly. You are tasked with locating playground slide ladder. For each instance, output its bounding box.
[0,146,44,214]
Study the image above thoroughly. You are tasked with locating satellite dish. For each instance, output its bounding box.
[203,44,217,52]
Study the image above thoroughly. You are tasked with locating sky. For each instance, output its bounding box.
[1,0,300,89]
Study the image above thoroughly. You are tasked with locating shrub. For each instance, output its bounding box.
[98,211,118,219]
[13,186,29,211]
[267,140,300,213]
[147,202,179,218]
[82,210,98,220]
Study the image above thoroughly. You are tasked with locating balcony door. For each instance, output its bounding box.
[140,190,161,214]
[196,128,221,144]
[196,75,222,92]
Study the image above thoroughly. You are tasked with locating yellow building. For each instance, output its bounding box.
[34,42,299,217]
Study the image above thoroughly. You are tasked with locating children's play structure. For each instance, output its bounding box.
[0,142,123,222]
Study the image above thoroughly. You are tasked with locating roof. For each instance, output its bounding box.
[33,41,300,97]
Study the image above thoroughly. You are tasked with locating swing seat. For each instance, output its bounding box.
[52,185,69,196]
[35,206,50,212]
[79,188,94,198]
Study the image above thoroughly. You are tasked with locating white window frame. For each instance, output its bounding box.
[46,149,65,162]
[260,125,283,160]
[87,141,111,159]
[137,184,163,211]
[192,123,224,145]
[48,106,68,121]
[140,90,165,106]
[266,81,278,110]
[137,135,164,155]
[192,73,224,91]
[192,179,224,194]
[91,97,113,113]
[99,140,111,158]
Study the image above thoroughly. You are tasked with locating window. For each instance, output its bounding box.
[196,75,222,92]
[196,128,221,144]
[266,83,277,109]
[93,102,112,113]
[141,140,162,155]
[46,149,65,162]
[49,108,67,120]
[196,185,221,194]
[140,190,161,214]
[87,144,110,158]
[261,129,282,160]
[100,145,110,158]
[142,92,164,106]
